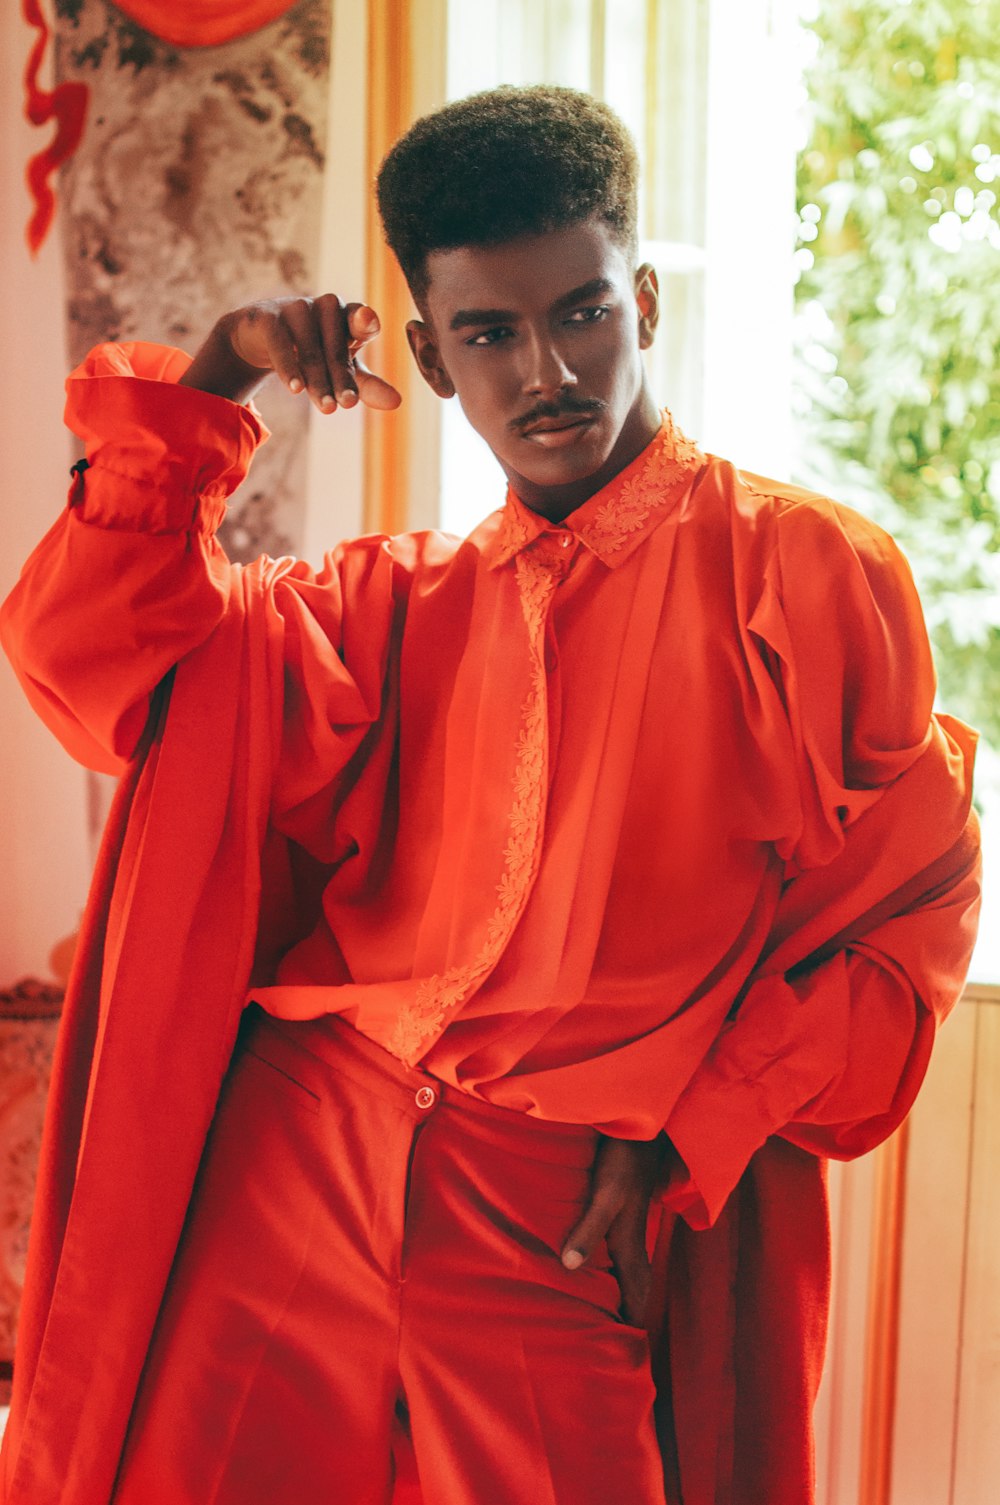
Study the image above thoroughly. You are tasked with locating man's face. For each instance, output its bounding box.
[407,216,660,517]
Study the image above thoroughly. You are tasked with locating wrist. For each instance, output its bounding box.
[178,318,270,404]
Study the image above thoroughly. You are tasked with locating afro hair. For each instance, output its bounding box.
[376,85,639,303]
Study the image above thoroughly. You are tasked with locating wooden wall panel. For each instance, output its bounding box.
[953,998,1000,1501]
[890,1003,977,1504]
[819,991,999,1505]
[816,1153,878,1505]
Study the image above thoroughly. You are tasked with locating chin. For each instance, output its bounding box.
[523,454,606,489]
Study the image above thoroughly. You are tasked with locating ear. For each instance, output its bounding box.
[634,263,659,349]
[406,319,455,399]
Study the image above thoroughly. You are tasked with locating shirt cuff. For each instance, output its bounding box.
[64,340,269,535]
[661,968,843,1228]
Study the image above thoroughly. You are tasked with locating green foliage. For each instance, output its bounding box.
[794,0,1000,745]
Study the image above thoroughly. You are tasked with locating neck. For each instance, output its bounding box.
[501,387,662,523]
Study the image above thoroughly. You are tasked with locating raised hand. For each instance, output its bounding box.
[179,294,402,412]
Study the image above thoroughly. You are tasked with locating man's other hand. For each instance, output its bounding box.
[179,295,403,411]
[561,1134,662,1327]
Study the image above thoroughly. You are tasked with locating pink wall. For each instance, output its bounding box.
[0,9,92,985]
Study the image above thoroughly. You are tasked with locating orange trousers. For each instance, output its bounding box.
[112,1007,665,1505]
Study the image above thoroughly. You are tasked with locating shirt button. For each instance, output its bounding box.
[415,1085,437,1110]
[558,533,572,548]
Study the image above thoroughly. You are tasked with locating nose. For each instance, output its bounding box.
[521,328,577,399]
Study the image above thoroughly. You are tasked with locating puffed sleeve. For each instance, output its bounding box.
[755,498,937,872]
[267,532,411,859]
[662,498,981,1229]
[0,341,266,774]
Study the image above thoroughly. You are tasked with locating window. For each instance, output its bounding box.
[439,0,800,538]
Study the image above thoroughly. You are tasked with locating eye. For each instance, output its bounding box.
[565,305,611,325]
[465,326,514,347]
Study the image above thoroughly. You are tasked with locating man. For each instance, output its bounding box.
[0,85,981,1505]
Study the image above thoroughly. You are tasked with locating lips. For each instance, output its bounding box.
[521,415,597,446]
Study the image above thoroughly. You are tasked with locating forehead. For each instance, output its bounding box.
[422,217,633,321]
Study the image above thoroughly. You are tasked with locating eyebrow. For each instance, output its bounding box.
[448,277,617,332]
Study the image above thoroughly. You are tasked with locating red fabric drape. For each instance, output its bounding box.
[22,0,88,256]
[113,1,301,48]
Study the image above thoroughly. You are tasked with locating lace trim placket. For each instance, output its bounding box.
[387,549,556,1064]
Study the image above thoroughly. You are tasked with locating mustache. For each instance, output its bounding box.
[512,397,605,434]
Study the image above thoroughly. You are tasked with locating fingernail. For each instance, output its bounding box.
[562,1249,585,1270]
[361,310,380,330]
[320,394,335,410]
[339,389,358,406]
[289,377,303,393]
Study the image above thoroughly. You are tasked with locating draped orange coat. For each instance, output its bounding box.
[0,344,981,1505]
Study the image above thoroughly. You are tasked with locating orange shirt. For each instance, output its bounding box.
[2,340,979,1228]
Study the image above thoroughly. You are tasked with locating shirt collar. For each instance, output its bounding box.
[482,410,704,571]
